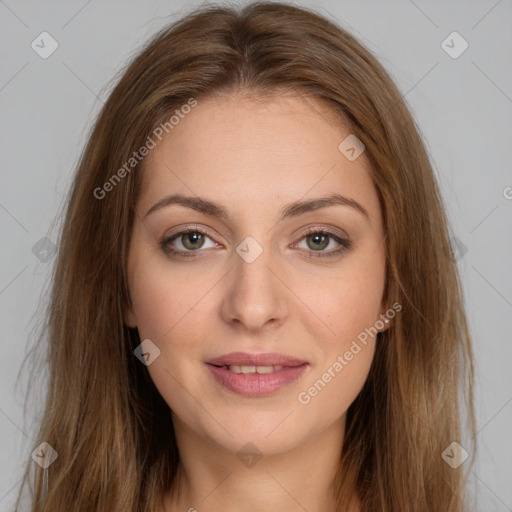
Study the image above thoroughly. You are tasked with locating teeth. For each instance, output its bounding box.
[227,364,284,374]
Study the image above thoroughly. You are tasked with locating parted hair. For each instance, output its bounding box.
[15,2,476,511]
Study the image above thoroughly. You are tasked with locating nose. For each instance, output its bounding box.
[220,244,289,332]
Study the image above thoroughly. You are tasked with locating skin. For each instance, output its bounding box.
[125,92,390,512]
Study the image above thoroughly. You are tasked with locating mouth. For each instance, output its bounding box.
[209,363,291,374]
[205,352,309,397]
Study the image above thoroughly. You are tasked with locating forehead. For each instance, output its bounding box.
[137,92,380,222]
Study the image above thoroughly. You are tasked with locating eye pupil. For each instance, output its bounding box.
[183,232,204,250]
[307,233,328,250]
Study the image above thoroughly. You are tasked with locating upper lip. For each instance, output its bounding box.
[206,352,307,367]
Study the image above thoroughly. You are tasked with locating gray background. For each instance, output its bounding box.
[1,0,511,510]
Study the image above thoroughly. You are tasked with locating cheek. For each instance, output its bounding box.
[128,260,207,408]
[128,253,210,342]
[294,254,384,411]
[303,255,386,343]
[296,340,375,424]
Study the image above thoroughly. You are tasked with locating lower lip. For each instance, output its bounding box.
[205,363,309,397]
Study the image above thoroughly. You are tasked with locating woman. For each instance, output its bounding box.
[15,2,476,511]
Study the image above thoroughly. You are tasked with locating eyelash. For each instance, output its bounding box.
[160,226,351,260]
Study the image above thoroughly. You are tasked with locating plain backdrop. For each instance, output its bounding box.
[1,0,511,510]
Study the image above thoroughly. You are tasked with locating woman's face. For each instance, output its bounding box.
[126,92,389,456]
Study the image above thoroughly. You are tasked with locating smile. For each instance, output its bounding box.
[217,364,284,374]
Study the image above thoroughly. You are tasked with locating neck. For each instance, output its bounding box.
[162,414,360,512]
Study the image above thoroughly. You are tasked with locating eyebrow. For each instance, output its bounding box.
[144,192,370,222]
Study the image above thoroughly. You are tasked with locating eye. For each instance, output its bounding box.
[160,226,351,259]
[160,226,218,258]
[293,227,351,259]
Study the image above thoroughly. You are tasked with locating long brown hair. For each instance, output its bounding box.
[15,2,476,510]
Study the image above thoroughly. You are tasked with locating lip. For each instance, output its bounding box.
[205,352,309,397]
[206,352,307,367]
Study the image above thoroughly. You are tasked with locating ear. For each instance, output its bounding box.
[125,306,137,328]
[376,295,393,333]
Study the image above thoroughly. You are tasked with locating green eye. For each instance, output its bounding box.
[161,227,351,259]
